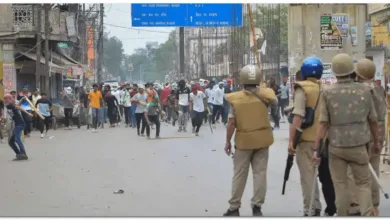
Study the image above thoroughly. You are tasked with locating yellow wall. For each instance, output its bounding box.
[371,10,390,46]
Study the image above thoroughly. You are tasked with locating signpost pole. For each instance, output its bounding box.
[179,27,185,79]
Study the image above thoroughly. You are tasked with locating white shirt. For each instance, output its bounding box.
[190,91,206,112]
[111,90,121,106]
[205,88,214,104]
[122,90,132,107]
[280,84,289,99]
[213,87,225,105]
[177,87,191,106]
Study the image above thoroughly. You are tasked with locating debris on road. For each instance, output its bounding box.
[211,149,216,152]
[113,189,124,194]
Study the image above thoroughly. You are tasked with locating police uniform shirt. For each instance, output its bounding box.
[291,88,306,117]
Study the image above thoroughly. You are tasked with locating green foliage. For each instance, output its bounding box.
[379,4,390,25]
[103,34,124,77]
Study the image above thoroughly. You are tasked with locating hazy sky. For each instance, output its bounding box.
[104,4,174,55]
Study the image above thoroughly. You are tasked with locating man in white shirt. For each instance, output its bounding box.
[190,83,207,136]
[122,84,132,127]
[175,79,191,132]
[204,81,215,123]
[111,86,122,125]
[212,82,225,127]
[279,78,289,118]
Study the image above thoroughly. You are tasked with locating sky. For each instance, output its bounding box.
[104,4,174,55]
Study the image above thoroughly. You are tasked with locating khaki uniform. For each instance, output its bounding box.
[291,78,322,215]
[348,81,387,211]
[226,88,277,211]
[319,78,377,216]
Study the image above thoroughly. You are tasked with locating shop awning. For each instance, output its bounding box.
[17,51,67,75]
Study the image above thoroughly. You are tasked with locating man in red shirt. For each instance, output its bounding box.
[160,83,172,118]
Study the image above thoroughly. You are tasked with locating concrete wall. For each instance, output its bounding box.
[0,4,13,32]
[288,4,367,75]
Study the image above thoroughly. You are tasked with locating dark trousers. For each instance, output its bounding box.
[135,113,147,134]
[39,116,51,134]
[119,105,124,118]
[318,156,337,216]
[191,111,204,132]
[22,111,31,135]
[146,115,160,137]
[212,105,225,124]
[108,107,118,125]
[64,108,73,127]
[279,98,289,117]
[271,107,280,128]
[9,125,26,156]
[124,106,131,125]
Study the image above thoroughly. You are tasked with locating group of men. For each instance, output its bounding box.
[222,53,387,217]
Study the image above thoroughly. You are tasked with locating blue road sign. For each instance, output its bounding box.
[131,4,243,27]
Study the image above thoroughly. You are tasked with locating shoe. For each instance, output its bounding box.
[137,130,140,136]
[147,136,151,140]
[66,126,72,130]
[41,133,44,138]
[223,209,240,216]
[125,124,129,128]
[12,154,23,161]
[183,127,187,132]
[155,135,160,139]
[192,127,195,133]
[252,205,263,216]
[141,134,145,137]
[20,154,28,160]
[304,209,321,216]
[178,127,182,132]
[195,132,199,136]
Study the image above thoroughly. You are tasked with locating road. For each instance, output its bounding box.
[0,120,389,216]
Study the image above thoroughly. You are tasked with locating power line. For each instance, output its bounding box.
[104,23,172,34]
[14,33,51,59]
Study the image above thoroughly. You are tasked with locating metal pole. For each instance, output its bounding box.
[179,27,185,78]
[247,4,263,81]
[97,3,104,83]
[35,4,42,91]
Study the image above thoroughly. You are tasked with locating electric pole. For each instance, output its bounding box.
[44,4,50,94]
[35,4,42,91]
[97,3,104,83]
[247,4,263,81]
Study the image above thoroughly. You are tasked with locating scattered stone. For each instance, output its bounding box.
[205,209,208,212]
[211,149,216,152]
[114,189,124,194]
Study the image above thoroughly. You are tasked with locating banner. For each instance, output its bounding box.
[320,13,343,50]
[350,26,358,46]
[87,24,95,79]
[3,63,14,93]
[320,63,337,85]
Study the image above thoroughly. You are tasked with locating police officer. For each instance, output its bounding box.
[223,65,277,216]
[313,53,381,216]
[349,58,387,215]
[288,57,323,216]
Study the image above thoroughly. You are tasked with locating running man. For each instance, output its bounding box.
[131,84,148,136]
[190,83,207,136]
[175,80,191,132]
[35,92,52,138]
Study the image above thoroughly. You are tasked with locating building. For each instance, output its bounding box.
[0,4,86,100]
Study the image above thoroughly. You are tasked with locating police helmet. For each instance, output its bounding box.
[300,56,323,80]
[239,64,262,85]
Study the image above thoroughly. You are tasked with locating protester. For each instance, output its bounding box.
[35,92,52,138]
[88,84,103,133]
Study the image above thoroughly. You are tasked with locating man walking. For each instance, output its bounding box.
[35,92,52,138]
[190,83,207,136]
[212,82,225,127]
[88,84,103,133]
[176,80,191,132]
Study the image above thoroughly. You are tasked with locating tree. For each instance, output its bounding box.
[103,34,124,77]
[152,30,178,76]
[378,4,390,25]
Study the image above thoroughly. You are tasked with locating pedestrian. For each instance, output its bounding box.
[130,84,138,128]
[269,77,281,129]
[167,89,177,125]
[144,96,161,139]
[0,99,5,143]
[17,88,33,137]
[347,58,387,215]
[104,86,120,128]
[175,79,191,132]
[279,78,289,119]
[190,83,207,136]
[313,53,380,217]
[160,83,172,121]
[88,84,103,133]
[131,84,148,136]
[35,92,52,138]
[223,65,277,216]
[60,87,75,130]
[288,56,323,216]
[211,82,225,127]
[4,94,30,161]
[111,85,123,126]
[122,84,132,127]
[31,89,41,129]
[204,82,215,124]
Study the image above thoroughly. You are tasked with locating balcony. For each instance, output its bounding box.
[10,4,78,42]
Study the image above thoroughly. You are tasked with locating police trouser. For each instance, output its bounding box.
[318,155,337,216]
[347,141,383,212]
[178,105,189,128]
[296,141,322,215]
[329,145,373,216]
[228,147,269,211]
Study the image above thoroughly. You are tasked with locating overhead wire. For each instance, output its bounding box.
[104,23,172,34]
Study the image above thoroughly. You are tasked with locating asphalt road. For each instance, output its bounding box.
[0,120,389,216]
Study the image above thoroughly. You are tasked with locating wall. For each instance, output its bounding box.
[288,4,367,75]
[370,11,390,46]
[0,4,13,32]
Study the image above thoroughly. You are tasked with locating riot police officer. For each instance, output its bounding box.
[313,53,380,216]
[223,65,278,216]
[289,57,323,216]
[349,58,387,215]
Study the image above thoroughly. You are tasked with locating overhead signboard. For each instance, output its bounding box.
[131,4,243,27]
